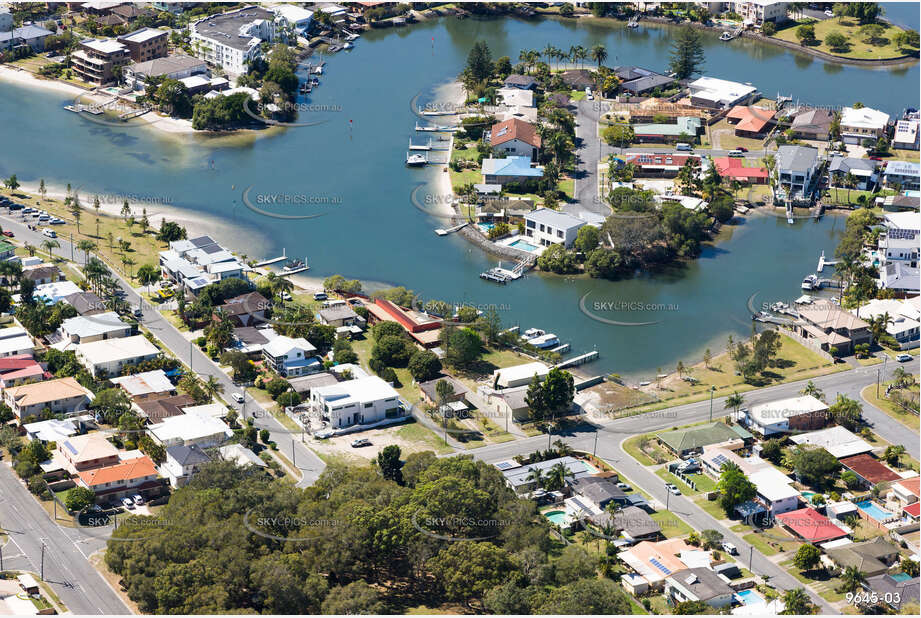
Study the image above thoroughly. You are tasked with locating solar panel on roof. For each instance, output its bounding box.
[650,558,671,575]
[494,461,516,470]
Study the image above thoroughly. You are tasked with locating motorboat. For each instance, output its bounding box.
[283,259,304,271]
[528,333,560,349]
[801,274,818,290]
[406,153,427,166]
[523,327,545,339]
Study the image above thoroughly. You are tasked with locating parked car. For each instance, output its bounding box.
[231,392,245,404]
[722,541,738,555]
[896,353,913,362]
[728,149,744,157]
[737,147,748,152]
[122,497,135,509]
[616,482,632,491]
[313,292,328,301]
[41,228,56,238]
[2,231,13,237]
[133,307,144,318]
[869,156,882,161]
[666,483,681,496]
[132,494,144,506]
[351,438,371,448]
[824,9,834,16]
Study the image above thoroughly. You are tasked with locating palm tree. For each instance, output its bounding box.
[782,588,812,615]
[843,171,857,203]
[574,45,588,69]
[203,375,224,401]
[40,239,60,260]
[136,263,160,293]
[867,312,892,344]
[838,566,867,594]
[553,438,573,457]
[0,261,22,289]
[23,242,35,257]
[76,240,97,265]
[590,44,607,67]
[800,380,824,401]
[83,257,109,293]
[546,462,573,490]
[39,179,46,201]
[526,467,544,490]
[725,391,744,421]
[121,255,136,277]
[542,43,555,68]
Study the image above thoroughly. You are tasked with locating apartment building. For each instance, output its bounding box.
[72,38,130,85]
[189,5,275,75]
[117,27,168,62]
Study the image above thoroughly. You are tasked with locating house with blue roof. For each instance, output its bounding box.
[481,156,544,185]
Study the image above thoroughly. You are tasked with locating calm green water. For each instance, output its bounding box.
[1,13,917,378]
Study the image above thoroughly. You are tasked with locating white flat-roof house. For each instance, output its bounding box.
[0,326,35,358]
[492,361,549,388]
[149,411,233,448]
[789,426,874,458]
[877,211,920,294]
[688,76,757,108]
[272,4,314,34]
[840,106,890,145]
[189,5,276,75]
[749,468,800,515]
[310,376,402,430]
[893,118,920,150]
[523,208,587,249]
[75,335,160,378]
[851,298,920,349]
[730,1,788,25]
[262,335,319,377]
[745,395,828,436]
[58,312,134,346]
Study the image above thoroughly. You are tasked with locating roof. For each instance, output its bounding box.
[893,476,920,498]
[633,116,702,137]
[748,395,828,427]
[419,375,470,402]
[313,376,400,408]
[797,304,869,332]
[713,156,769,179]
[623,152,699,169]
[775,507,847,543]
[111,370,174,397]
[492,361,549,385]
[726,105,775,133]
[191,6,275,52]
[219,292,269,317]
[789,426,873,458]
[776,144,818,173]
[271,4,314,23]
[525,206,586,230]
[219,443,266,467]
[503,74,538,88]
[118,27,166,44]
[482,156,544,178]
[81,38,128,54]
[791,108,833,133]
[78,455,157,487]
[59,432,119,463]
[129,54,206,78]
[263,335,316,357]
[34,280,82,302]
[688,76,756,104]
[0,328,34,356]
[0,24,53,42]
[608,505,660,538]
[570,476,626,505]
[621,73,675,93]
[865,574,920,610]
[149,411,232,443]
[657,422,752,453]
[490,118,541,148]
[749,468,799,502]
[63,291,107,315]
[619,538,692,583]
[667,567,734,602]
[22,265,62,282]
[827,537,900,576]
[318,304,359,323]
[498,386,529,410]
[829,156,878,176]
[76,335,159,365]
[136,394,196,423]
[501,456,596,489]
[61,312,130,339]
[24,418,79,442]
[6,376,90,408]
[166,443,210,466]
[559,69,595,88]
[233,326,270,346]
[288,372,339,393]
[884,160,921,177]
[840,454,901,485]
[841,106,890,130]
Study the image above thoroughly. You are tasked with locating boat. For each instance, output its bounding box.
[310,77,319,86]
[406,153,427,166]
[343,42,353,49]
[314,66,323,74]
[528,333,560,349]
[719,31,733,41]
[283,259,304,271]
[801,274,819,290]
[523,328,545,339]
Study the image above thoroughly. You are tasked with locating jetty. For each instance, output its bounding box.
[64,102,104,115]
[409,138,432,151]
[419,109,458,117]
[555,350,599,369]
[255,252,287,267]
[817,251,838,273]
[479,259,533,284]
[550,343,571,355]
[435,222,467,236]
[278,266,309,276]
[415,123,460,132]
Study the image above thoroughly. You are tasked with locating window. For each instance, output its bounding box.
[364,402,373,408]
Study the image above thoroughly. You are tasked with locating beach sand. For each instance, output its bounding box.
[429,80,467,218]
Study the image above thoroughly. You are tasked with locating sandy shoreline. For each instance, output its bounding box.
[430,80,467,218]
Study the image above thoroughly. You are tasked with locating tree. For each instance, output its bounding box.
[838,566,867,594]
[717,462,757,513]
[781,588,814,615]
[3,174,20,192]
[601,123,634,147]
[859,23,885,45]
[573,225,599,253]
[724,391,745,420]
[669,25,706,79]
[265,377,290,399]
[376,445,403,485]
[320,581,385,615]
[828,394,862,431]
[590,43,607,67]
[430,542,514,602]
[554,545,595,585]
[796,23,816,44]
[371,335,413,367]
[136,263,161,291]
[700,529,723,550]
[793,543,822,571]
[443,327,482,368]
[801,380,825,401]
[407,349,441,383]
[703,348,712,369]
[791,446,839,487]
[674,600,709,614]
[65,486,96,512]
[435,378,455,412]
[825,31,848,51]
[532,578,632,614]
[465,40,493,83]
[760,438,785,464]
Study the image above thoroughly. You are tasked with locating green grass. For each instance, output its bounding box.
[395,422,454,455]
[772,17,919,60]
[656,468,703,495]
[650,509,694,538]
[860,381,920,431]
[780,558,847,603]
[622,433,671,465]
[696,496,729,521]
[742,529,801,557]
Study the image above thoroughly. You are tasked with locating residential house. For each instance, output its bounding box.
[363,299,442,347]
[271,4,314,34]
[888,477,919,509]
[729,0,788,24]
[263,335,319,377]
[481,156,544,185]
[622,152,701,178]
[23,418,81,443]
[498,456,598,494]
[0,355,47,388]
[124,54,209,90]
[159,444,210,487]
[232,326,274,355]
[849,297,919,350]
[826,537,902,577]
[56,433,119,473]
[725,105,776,137]
[4,376,92,420]
[76,455,161,500]
[62,291,108,316]
[75,335,160,378]
[317,304,362,328]
[665,567,734,609]
[288,372,338,397]
[559,69,595,90]
[149,410,233,448]
[22,265,64,285]
[489,118,541,160]
[789,426,874,458]
[71,39,130,85]
[189,5,276,75]
[215,292,269,327]
[840,106,890,145]
[864,574,920,612]
[418,375,470,407]
[700,441,799,514]
[632,117,703,144]
[892,117,920,150]
[614,66,675,95]
[0,25,54,52]
[486,385,530,423]
[839,453,901,488]
[712,156,769,184]
[828,156,878,191]
[594,506,661,542]
[58,312,134,346]
[775,144,819,203]
[110,369,176,401]
[882,160,920,191]
[117,27,168,62]
[0,326,35,358]
[0,7,12,31]
[502,74,538,90]
[744,395,828,436]
[135,393,196,423]
[492,361,549,388]
[792,303,872,355]
[523,208,586,248]
[569,476,628,511]
[656,421,752,458]
[775,507,847,543]
[688,76,757,108]
[877,194,920,212]
[218,443,267,468]
[33,280,82,304]
[618,538,695,588]
[789,108,833,141]
[309,376,403,430]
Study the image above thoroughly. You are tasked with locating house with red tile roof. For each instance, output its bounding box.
[489,118,541,160]
[725,105,776,137]
[76,455,160,499]
[887,476,919,508]
[775,507,848,543]
[713,157,769,184]
[622,152,701,178]
[0,354,48,388]
[840,454,901,488]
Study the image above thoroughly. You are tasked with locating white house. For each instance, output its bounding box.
[149,411,233,448]
[893,118,920,150]
[58,312,133,346]
[745,395,828,436]
[883,160,920,192]
[729,1,788,24]
[688,76,757,108]
[0,326,35,358]
[749,468,800,515]
[310,376,402,430]
[75,335,160,378]
[665,568,734,609]
[492,361,549,388]
[840,106,890,145]
[262,335,319,377]
[272,4,313,33]
[789,426,874,459]
[523,208,587,249]
[159,444,210,487]
[851,297,920,349]
[219,443,266,468]
[189,5,276,75]
[775,144,819,203]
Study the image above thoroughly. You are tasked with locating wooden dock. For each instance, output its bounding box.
[415,123,460,133]
[435,222,467,236]
[255,254,287,267]
[550,343,571,354]
[817,251,838,273]
[555,351,599,369]
[278,266,309,277]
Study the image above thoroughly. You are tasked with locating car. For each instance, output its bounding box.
[737,147,748,152]
[350,438,371,448]
[280,291,292,301]
[41,228,56,238]
[896,353,913,362]
[586,92,594,100]
[616,482,632,491]
[231,392,245,404]
[155,288,174,300]
[132,494,144,506]
[89,504,103,513]
[133,307,144,318]
[825,9,834,16]
[727,149,744,157]
[869,156,882,161]
[122,497,135,509]
[666,483,681,496]
[313,292,328,301]
[722,541,738,555]
[2,231,12,237]
[50,218,65,225]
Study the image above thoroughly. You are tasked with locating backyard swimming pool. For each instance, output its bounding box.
[508,239,540,252]
[735,589,766,606]
[544,510,568,525]
[856,500,894,522]
[892,572,913,582]
[477,222,496,233]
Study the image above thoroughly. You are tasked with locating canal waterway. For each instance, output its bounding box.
[0,9,917,378]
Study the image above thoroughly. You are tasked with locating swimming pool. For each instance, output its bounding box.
[509,239,539,252]
[477,222,496,233]
[856,500,894,522]
[544,510,568,525]
[735,589,765,606]
[892,572,912,582]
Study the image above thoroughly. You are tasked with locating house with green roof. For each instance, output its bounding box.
[633,116,703,144]
[656,422,753,457]
[0,239,16,260]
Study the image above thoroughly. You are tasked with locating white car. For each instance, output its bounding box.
[616,482,631,491]
[231,392,245,404]
[132,494,144,506]
[824,9,834,17]
[122,497,135,509]
[666,483,681,496]
[896,353,913,362]
[42,228,57,238]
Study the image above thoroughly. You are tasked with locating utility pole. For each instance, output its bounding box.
[292,439,296,467]
[189,340,193,373]
[70,232,74,262]
[877,367,881,398]
[40,542,45,580]
[708,386,715,422]
[749,545,754,571]
[593,428,599,457]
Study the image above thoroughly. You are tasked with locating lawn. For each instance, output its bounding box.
[622,433,671,465]
[861,381,920,431]
[650,509,694,538]
[697,496,729,521]
[772,17,919,60]
[780,559,848,603]
[825,187,875,206]
[742,528,801,557]
[888,148,920,163]
[394,422,454,455]
[707,119,770,151]
[655,468,716,495]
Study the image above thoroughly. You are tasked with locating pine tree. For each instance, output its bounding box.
[669,26,706,79]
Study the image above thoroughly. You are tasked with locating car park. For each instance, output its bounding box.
[896,353,913,362]
[350,438,371,448]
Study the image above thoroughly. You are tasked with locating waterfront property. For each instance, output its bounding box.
[503,74,538,90]
[774,145,819,204]
[840,106,890,146]
[893,116,920,151]
[3,376,92,420]
[489,118,541,160]
[117,27,168,63]
[883,160,921,192]
[0,24,53,52]
[730,0,789,25]
[632,116,703,144]
[615,66,676,95]
[189,5,276,75]
[743,395,828,436]
[688,76,757,109]
[309,375,403,430]
[789,108,833,141]
[492,361,549,389]
[72,38,131,85]
[159,235,247,293]
[75,335,160,378]
[790,303,871,355]
[523,208,586,249]
[725,105,776,137]
[262,335,320,378]
[712,157,768,184]
[271,3,314,34]
[363,298,442,347]
[849,297,920,349]
[124,54,209,91]
[481,156,544,185]
[828,156,878,191]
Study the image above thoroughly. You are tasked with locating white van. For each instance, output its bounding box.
[323,299,347,309]
[728,149,744,158]
[675,142,692,151]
